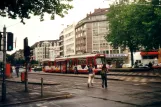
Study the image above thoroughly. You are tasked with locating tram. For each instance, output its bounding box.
[42,53,106,74]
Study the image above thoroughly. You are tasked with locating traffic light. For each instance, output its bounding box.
[7,32,13,51]
[24,37,28,50]
[24,37,30,57]
[24,46,30,57]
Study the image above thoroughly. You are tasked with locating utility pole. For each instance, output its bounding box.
[2,25,6,102]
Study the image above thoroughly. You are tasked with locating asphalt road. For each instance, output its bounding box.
[12,73,161,107]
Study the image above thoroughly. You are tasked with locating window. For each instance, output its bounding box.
[96,57,105,64]
[88,57,95,65]
[78,58,86,65]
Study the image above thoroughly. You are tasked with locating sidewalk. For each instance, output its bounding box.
[0,76,72,107]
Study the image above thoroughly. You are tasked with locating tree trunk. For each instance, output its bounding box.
[130,48,134,67]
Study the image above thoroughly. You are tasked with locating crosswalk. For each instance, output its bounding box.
[108,75,161,83]
[109,72,161,77]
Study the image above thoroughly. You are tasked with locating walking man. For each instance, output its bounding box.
[15,65,20,77]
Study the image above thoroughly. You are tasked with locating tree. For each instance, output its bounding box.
[106,1,161,66]
[0,0,73,23]
[106,3,142,66]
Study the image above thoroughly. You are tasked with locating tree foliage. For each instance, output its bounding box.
[0,0,73,23]
[106,1,161,66]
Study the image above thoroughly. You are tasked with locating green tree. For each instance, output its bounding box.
[106,3,142,66]
[0,0,73,23]
[106,1,161,66]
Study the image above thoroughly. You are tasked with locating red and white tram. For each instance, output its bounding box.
[42,53,106,74]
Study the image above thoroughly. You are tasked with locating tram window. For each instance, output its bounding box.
[78,58,86,65]
[56,62,60,66]
[96,57,105,64]
[88,58,95,65]
[43,62,48,66]
[69,60,72,67]
[52,62,54,65]
[142,56,157,59]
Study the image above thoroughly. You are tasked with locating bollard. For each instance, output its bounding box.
[41,78,43,97]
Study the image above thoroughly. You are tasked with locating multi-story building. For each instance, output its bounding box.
[63,23,76,57]
[14,49,25,60]
[59,31,64,57]
[31,40,60,62]
[75,8,122,55]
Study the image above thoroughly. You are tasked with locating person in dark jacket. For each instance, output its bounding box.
[15,65,19,77]
[87,64,95,88]
[74,64,78,74]
[148,61,153,71]
[101,64,108,88]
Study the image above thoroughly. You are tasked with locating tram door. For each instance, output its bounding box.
[67,59,73,73]
[59,61,67,73]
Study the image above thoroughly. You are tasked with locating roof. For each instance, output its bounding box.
[55,54,105,60]
[75,8,109,28]
[31,40,59,48]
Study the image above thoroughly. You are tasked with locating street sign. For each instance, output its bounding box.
[0,51,3,62]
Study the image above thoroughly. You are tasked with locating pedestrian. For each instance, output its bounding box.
[74,64,78,74]
[15,65,20,77]
[148,61,153,71]
[100,64,108,88]
[10,65,13,78]
[87,64,95,88]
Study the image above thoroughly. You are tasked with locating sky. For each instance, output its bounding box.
[0,0,114,54]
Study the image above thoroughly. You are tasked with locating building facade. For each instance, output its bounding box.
[63,23,76,57]
[59,31,64,57]
[31,40,60,62]
[75,8,122,55]
[14,49,25,60]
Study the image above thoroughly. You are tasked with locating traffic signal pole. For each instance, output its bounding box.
[2,26,6,102]
[24,38,29,92]
[25,60,28,92]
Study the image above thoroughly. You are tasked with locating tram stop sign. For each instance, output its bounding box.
[0,51,3,62]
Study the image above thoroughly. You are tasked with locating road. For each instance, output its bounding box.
[11,73,161,107]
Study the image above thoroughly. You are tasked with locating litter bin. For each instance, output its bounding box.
[5,63,11,78]
[21,72,25,82]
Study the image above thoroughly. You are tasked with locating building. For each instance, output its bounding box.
[31,40,60,62]
[75,8,122,55]
[63,23,76,57]
[14,49,25,60]
[59,31,64,57]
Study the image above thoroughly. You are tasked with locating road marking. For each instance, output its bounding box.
[140,78,147,83]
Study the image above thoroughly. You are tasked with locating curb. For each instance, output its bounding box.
[0,93,73,107]
[5,80,61,85]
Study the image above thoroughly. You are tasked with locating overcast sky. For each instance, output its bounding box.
[0,0,113,54]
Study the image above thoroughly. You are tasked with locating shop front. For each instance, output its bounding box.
[105,54,128,68]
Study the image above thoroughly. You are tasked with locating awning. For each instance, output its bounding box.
[140,52,158,56]
[105,54,128,58]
